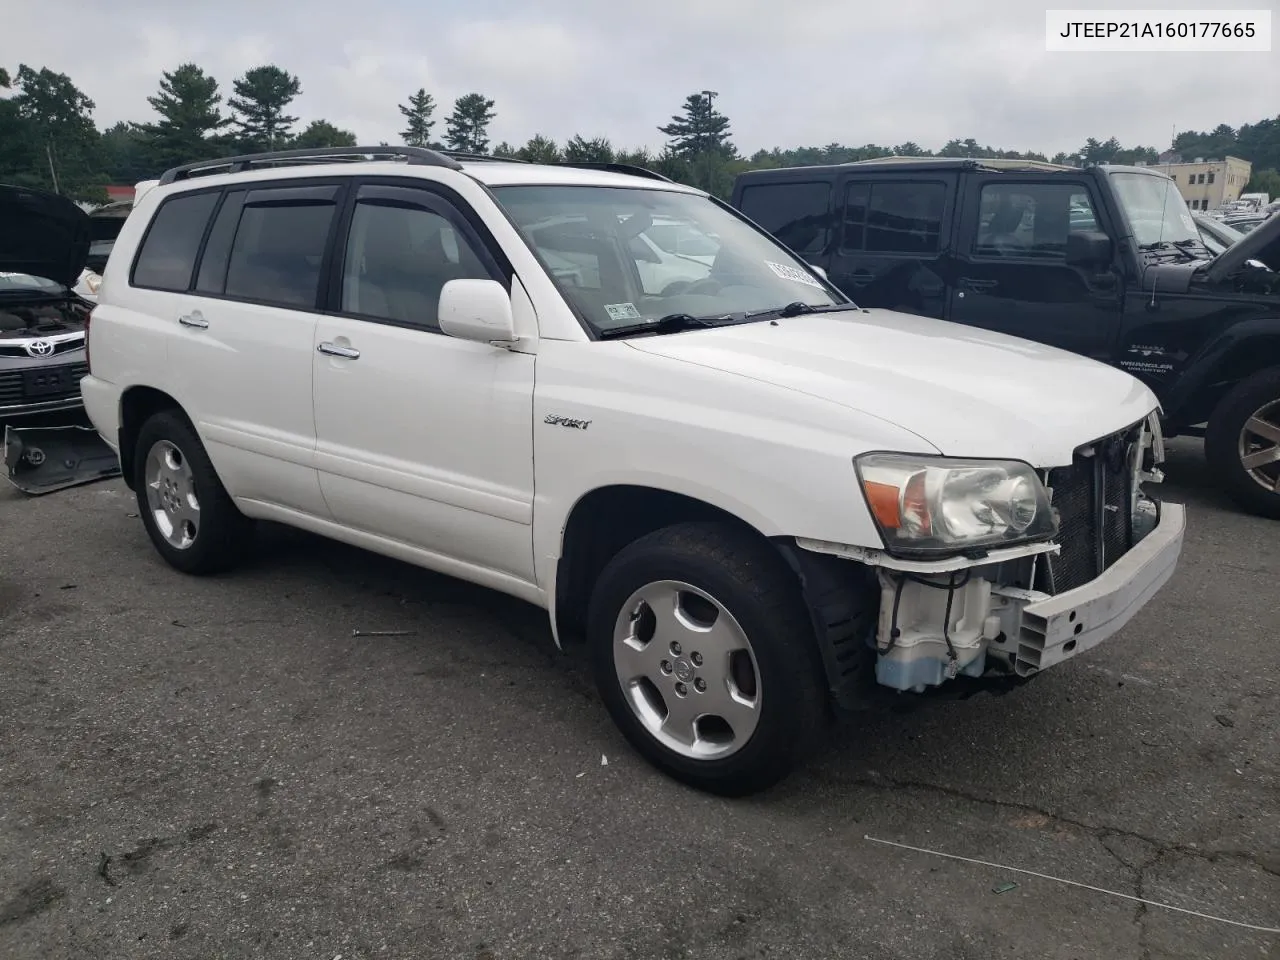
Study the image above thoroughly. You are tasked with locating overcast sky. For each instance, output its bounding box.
[5,0,1278,157]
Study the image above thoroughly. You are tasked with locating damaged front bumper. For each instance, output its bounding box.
[860,499,1185,692]
[4,424,122,494]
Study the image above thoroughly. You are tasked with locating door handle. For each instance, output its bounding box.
[317,341,360,360]
[178,311,208,329]
[959,277,998,292]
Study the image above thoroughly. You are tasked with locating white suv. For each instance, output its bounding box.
[81,147,1186,795]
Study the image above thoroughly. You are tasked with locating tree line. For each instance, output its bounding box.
[3,61,1279,205]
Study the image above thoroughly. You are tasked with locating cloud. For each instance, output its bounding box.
[3,0,1276,157]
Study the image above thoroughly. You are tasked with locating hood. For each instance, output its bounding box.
[625,309,1159,467]
[1205,209,1280,283]
[0,184,91,288]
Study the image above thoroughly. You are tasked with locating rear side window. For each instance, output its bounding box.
[975,183,1098,259]
[841,181,946,255]
[223,188,339,308]
[737,181,832,255]
[131,191,220,291]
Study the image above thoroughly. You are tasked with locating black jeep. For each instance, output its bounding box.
[731,158,1280,518]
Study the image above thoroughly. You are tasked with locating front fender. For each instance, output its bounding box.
[1161,315,1280,424]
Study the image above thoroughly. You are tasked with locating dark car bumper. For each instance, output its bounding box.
[0,347,88,417]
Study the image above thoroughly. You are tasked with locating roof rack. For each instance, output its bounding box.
[554,162,675,183]
[157,145,464,185]
[438,150,530,164]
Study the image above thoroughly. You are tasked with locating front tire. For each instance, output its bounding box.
[587,521,827,796]
[1205,367,1280,520]
[133,409,255,574]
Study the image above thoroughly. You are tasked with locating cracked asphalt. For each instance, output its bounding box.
[1,432,1277,960]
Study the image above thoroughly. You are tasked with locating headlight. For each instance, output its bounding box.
[855,453,1057,556]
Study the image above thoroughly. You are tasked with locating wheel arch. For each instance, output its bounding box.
[552,484,878,712]
[1164,322,1280,427]
[118,385,188,490]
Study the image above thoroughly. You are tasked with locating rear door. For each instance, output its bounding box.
[827,173,955,318]
[163,180,344,517]
[947,174,1124,362]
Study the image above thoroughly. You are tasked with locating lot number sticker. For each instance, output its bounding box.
[765,261,825,289]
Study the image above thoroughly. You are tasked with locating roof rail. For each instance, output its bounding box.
[554,161,675,183]
[438,150,530,164]
[157,145,464,185]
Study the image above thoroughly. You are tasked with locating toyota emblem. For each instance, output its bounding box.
[24,339,54,358]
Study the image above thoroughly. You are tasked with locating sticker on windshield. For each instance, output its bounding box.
[765,261,824,289]
[604,302,643,322]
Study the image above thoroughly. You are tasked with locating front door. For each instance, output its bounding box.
[311,181,536,584]
[947,175,1124,362]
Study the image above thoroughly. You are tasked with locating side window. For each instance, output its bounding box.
[974,183,1098,260]
[737,181,832,255]
[840,181,946,255]
[224,190,339,308]
[131,191,220,291]
[341,191,494,329]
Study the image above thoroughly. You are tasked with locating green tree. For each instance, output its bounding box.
[491,141,519,159]
[445,93,496,153]
[1244,168,1280,200]
[563,135,614,163]
[399,88,436,147]
[7,64,105,200]
[99,121,156,183]
[289,119,357,149]
[141,63,229,168]
[658,90,734,159]
[517,134,560,163]
[614,147,653,168]
[228,65,301,151]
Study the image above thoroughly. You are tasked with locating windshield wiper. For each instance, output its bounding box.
[1138,241,1173,250]
[743,301,861,320]
[597,313,726,340]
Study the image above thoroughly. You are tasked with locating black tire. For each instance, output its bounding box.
[1205,366,1280,520]
[132,409,255,574]
[587,521,828,796]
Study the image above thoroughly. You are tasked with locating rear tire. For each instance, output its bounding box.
[133,409,254,574]
[587,521,828,796]
[1205,367,1280,520]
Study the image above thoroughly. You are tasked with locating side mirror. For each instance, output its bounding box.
[808,263,829,281]
[438,279,516,344]
[1065,230,1113,266]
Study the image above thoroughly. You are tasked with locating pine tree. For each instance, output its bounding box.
[517,134,560,163]
[399,88,435,147]
[658,91,734,159]
[563,135,614,163]
[228,65,301,151]
[141,63,229,167]
[444,93,496,153]
[290,120,357,149]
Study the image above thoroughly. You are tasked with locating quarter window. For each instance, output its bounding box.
[840,181,946,255]
[737,181,832,255]
[131,191,220,291]
[974,183,1099,260]
[341,194,493,328]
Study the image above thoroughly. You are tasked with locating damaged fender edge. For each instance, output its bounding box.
[4,424,122,495]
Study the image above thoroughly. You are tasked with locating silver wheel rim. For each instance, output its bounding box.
[612,580,762,761]
[144,439,200,550]
[1238,398,1280,494]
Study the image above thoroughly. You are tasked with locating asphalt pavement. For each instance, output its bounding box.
[1,435,1276,960]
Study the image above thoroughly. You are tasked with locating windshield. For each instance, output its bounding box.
[0,271,64,295]
[1109,172,1199,247]
[489,185,843,334]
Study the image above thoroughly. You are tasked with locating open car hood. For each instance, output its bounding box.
[0,183,91,288]
[1205,209,1280,283]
